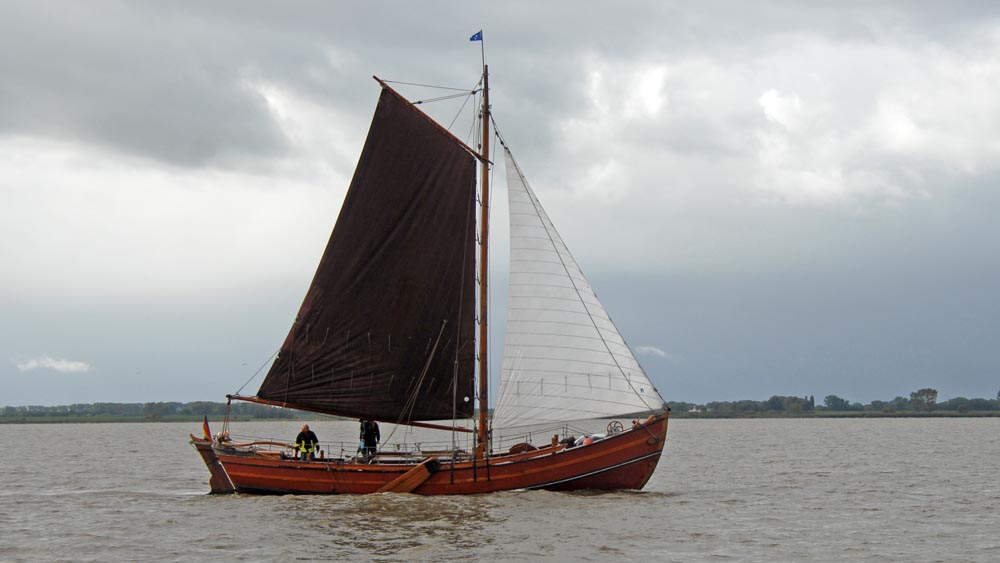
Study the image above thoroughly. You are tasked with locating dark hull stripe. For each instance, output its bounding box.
[526,451,661,490]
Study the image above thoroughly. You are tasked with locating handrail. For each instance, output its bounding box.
[225,440,294,449]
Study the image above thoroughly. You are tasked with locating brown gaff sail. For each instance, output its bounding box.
[255,87,478,423]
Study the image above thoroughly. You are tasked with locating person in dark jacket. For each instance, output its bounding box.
[295,424,319,461]
[360,419,380,462]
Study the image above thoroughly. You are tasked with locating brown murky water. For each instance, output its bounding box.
[2,418,998,562]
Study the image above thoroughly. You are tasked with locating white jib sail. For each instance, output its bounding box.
[493,147,666,430]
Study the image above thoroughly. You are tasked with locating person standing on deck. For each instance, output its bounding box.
[295,424,319,461]
[360,419,380,462]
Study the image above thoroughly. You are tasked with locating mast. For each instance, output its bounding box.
[476,64,490,459]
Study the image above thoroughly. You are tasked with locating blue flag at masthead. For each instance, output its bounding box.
[470,30,483,42]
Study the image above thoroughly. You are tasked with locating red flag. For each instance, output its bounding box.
[202,415,212,440]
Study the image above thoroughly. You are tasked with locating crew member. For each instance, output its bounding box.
[360,419,380,462]
[295,424,319,461]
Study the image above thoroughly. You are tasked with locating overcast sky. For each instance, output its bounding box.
[2,1,999,407]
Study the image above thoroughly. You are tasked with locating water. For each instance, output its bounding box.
[1,418,998,562]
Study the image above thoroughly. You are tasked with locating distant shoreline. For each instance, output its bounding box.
[4,396,998,424]
[0,415,303,424]
[670,411,1000,419]
[2,411,998,424]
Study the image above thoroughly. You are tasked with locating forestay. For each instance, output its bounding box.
[494,148,667,429]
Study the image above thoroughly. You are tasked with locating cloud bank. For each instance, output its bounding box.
[16,357,93,374]
[635,346,672,360]
[1,2,998,405]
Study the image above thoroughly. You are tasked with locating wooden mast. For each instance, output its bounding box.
[476,64,490,459]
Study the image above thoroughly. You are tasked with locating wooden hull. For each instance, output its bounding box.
[190,412,669,495]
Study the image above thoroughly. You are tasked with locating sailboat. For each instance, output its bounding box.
[190,63,670,495]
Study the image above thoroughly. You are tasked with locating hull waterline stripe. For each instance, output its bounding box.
[524,451,662,490]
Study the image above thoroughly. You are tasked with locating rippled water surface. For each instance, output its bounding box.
[2,418,998,562]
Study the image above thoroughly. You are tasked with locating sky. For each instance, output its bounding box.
[2,1,999,407]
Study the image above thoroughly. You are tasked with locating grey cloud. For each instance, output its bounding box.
[0,3,296,166]
[4,1,1000,170]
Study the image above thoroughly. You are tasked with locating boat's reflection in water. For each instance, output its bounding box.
[275,492,503,556]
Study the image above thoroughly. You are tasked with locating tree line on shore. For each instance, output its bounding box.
[4,388,999,420]
[668,388,1000,415]
[0,401,299,420]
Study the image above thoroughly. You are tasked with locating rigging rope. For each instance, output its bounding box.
[414,91,480,105]
[490,113,509,149]
[486,120,498,439]
[451,151,478,459]
[386,320,449,445]
[383,80,473,92]
[233,348,281,396]
[447,77,483,130]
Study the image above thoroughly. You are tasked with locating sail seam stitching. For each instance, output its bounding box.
[506,149,658,413]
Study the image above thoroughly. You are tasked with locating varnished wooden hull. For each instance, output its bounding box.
[190,412,669,495]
